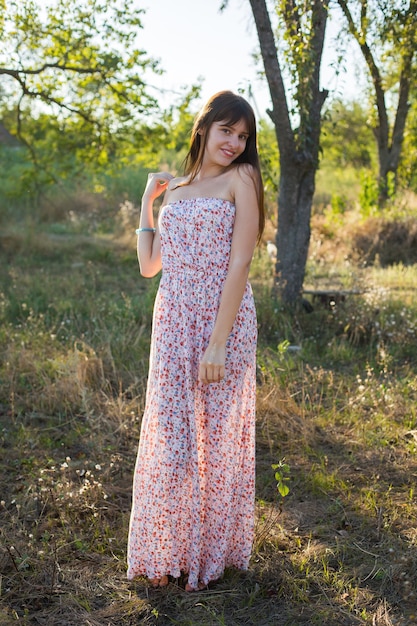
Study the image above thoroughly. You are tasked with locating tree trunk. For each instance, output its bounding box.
[248,0,328,306]
[276,162,316,304]
[375,53,412,203]
[337,0,416,206]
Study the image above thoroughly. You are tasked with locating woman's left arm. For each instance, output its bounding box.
[198,166,259,385]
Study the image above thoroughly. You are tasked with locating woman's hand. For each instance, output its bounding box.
[142,172,173,202]
[137,171,173,278]
[199,343,226,384]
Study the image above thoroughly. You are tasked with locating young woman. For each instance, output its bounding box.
[127,91,265,591]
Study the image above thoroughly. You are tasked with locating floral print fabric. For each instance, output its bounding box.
[127,198,257,589]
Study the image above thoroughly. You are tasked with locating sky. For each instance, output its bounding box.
[139,0,364,119]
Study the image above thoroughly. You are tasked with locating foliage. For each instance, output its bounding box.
[0,85,202,228]
[0,143,35,204]
[1,0,160,121]
[359,169,380,216]
[0,0,167,190]
[156,83,202,174]
[398,92,417,191]
[321,99,376,169]
[257,117,280,220]
[272,459,291,497]
[0,0,204,203]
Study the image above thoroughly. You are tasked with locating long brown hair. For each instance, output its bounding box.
[183,91,265,240]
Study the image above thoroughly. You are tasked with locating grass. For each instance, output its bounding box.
[1,212,417,625]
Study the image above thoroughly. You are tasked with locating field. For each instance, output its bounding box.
[1,204,417,625]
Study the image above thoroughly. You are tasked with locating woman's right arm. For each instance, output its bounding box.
[137,172,173,277]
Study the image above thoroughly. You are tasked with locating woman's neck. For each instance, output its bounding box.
[194,164,230,182]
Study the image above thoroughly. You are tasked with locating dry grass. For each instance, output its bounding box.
[1,218,417,625]
[309,193,417,270]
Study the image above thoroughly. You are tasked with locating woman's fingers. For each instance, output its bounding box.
[199,362,225,384]
[199,343,226,384]
[145,172,174,199]
[157,172,173,184]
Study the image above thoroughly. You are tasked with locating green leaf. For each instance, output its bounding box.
[278,483,290,498]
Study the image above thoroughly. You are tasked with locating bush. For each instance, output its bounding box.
[352,216,417,266]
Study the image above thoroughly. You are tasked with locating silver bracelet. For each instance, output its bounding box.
[136,227,156,234]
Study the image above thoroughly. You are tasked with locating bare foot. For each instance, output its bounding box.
[149,575,169,588]
[185,581,208,592]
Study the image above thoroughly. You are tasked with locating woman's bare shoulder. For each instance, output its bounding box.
[231,163,258,195]
[234,162,256,180]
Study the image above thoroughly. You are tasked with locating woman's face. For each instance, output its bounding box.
[202,118,249,168]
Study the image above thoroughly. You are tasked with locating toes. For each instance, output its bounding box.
[149,575,169,588]
[185,580,207,592]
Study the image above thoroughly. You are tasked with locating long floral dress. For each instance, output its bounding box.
[127,197,257,589]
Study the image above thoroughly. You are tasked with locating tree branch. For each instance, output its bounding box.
[0,63,103,78]
[306,0,329,150]
[337,0,388,148]
[360,0,368,40]
[389,47,413,170]
[248,0,295,156]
